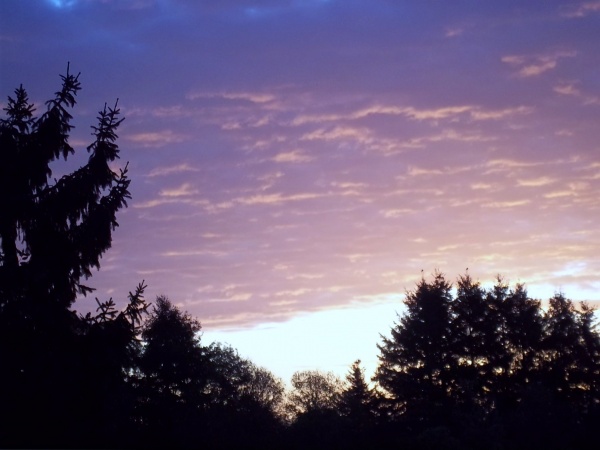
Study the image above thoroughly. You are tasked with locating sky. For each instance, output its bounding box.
[1,0,600,382]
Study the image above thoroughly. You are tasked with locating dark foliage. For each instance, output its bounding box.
[374,271,600,449]
[135,296,285,449]
[0,68,147,448]
[337,360,377,448]
[376,271,456,426]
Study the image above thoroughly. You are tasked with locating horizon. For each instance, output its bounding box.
[2,0,599,383]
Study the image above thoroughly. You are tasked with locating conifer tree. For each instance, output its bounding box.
[0,68,140,447]
[375,271,455,424]
[0,66,130,310]
[542,294,600,409]
[450,273,499,413]
[489,280,544,410]
[339,360,375,427]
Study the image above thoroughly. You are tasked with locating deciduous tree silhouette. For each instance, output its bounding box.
[202,342,285,448]
[287,369,343,417]
[136,297,286,448]
[203,342,285,417]
[286,370,344,449]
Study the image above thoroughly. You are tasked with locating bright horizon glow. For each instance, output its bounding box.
[203,300,402,384]
[201,276,600,383]
[2,0,599,383]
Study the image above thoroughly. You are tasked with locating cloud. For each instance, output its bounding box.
[329,181,369,197]
[201,233,222,239]
[562,1,600,18]
[286,273,325,280]
[158,183,198,197]
[209,293,253,302]
[501,50,577,77]
[402,105,473,121]
[331,181,368,189]
[274,288,313,297]
[187,90,276,104]
[161,249,227,257]
[482,200,531,208]
[379,208,417,218]
[519,61,557,77]
[544,191,575,199]
[486,159,541,170]
[146,163,200,177]
[407,167,444,176]
[257,171,284,190]
[517,177,556,187]
[301,126,370,141]
[269,299,298,307]
[271,150,314,163]
[422,128,496,143]
[133,197,209,209]
[445,27,463,38]
[470,106,533,120]
[554,83,581,96]
[553,82,599,104]
[406,164,474,178]
[292,104,529,125]
[126,130,188,147]
[470,183,493,190]
[344,253,373,263]
[236,192,324,206]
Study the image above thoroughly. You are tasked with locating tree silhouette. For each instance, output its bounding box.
[241,363,285,415]
[448,273,502,415]
[0,68,142,448]
[375,271,455,426]
[136,296,206,447]
[287,370,343,417]
[140,296,204,397]
[339,360,375,424]
[499,281,544,402]
[337,360,377,448]
[0,67,130,308]
[540,294,600,414]
[136,297,287,447]
[286,370,344,449]
[201,343,286,448]
[374,272,600,449]
[203,342,285,417]
[78,282,148,447]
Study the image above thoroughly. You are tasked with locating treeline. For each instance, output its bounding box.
[374,272,600,449]
[1,71,599,449]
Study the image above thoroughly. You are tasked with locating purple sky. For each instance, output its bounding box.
[2,0,600,379]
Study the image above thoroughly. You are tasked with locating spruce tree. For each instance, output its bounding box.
[0,67,140,447]
[489,280,544,411]
[542,294,600,409]
[450,273,499,413]
[375,271,455,425]
[339,360,375,429]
